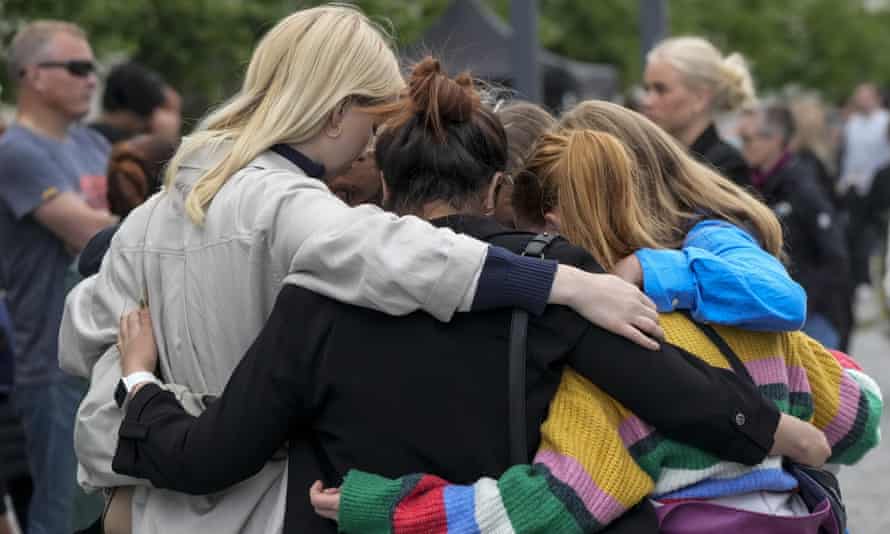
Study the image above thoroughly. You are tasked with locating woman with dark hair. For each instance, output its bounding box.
[108,58,814,533]
[106,135,178,217]
[488,101,556,227]
[76,134,178,279]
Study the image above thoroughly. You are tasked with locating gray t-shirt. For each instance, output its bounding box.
[0,124,110,385]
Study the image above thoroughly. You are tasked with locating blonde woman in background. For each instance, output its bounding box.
[643,36,756,187]
[59,6,659,534]
[790,94,842,207]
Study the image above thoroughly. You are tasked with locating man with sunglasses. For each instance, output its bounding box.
[0,20,116,534]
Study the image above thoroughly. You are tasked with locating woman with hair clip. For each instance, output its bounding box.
[109,59,829,533]
[487,100,557,227]
[58,7,662,534]
[643,36,755,187]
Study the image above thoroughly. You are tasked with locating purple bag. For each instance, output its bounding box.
[661,319,846,534]
[655,498,839,534]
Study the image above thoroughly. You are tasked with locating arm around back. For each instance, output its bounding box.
[636,220,806,331]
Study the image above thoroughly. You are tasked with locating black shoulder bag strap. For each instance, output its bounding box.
[689,316,846,532]
[508,232,559,464]
[691,319,755,384]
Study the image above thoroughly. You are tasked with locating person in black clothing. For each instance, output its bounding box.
[110,59,825,533]
[89,62,166,144]
[643,36,754,187]
[0,299,31,533]
[739,103,850,348]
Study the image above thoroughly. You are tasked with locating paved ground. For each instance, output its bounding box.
[840,320,890,533]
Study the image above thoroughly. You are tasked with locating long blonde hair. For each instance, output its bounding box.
[166,5,404,224]
[790,94,837,176]
[648,36,756,113]
[552,100,783,260]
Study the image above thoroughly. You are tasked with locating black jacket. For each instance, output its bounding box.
[866,163,890,235]
[113,215,779,533]
[690,123,752,188]
[759,155,850,328]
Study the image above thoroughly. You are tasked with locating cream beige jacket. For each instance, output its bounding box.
[59,145,487,533]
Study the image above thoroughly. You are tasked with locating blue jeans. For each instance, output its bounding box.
[13,375,83,534]
[803,313,840,350]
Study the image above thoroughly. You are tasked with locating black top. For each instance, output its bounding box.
[690,123,752,188]
[113,215,779,533]
[759,155,849,326]
[866,163,890,233]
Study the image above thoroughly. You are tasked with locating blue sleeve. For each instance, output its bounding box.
[635,220,806,331]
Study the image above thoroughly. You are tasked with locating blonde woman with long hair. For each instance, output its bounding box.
[557,100,803,331]
[643,36,755,187]
[57,8,659,534]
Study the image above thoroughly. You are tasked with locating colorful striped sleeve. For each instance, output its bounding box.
[789,333,882,465]
[338,370,653,533]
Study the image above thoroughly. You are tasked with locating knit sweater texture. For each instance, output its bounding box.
[339,313,882,534]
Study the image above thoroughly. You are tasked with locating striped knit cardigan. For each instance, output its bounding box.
[337,313,883,534]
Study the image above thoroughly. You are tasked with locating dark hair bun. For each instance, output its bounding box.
[409,57,479,141]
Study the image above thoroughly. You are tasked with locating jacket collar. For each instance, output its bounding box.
[269,144,325,178]
[429,213,526,242]
[758,153,800,201]
[689,123,722,160]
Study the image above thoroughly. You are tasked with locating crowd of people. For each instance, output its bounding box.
[0,4,885,534]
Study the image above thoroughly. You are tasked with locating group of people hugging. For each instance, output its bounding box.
[61,5,881,534]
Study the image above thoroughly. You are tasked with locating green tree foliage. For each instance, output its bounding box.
[1,0,888,117]
[0,0,448,118]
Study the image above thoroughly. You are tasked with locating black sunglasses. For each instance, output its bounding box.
[30,60,97,78]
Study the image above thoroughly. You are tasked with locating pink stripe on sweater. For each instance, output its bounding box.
[742,356,787,385]
[822,372,862,446]
[741,357,809,393]
[535,449,627,524]
[785,365,810,394]
[618,415,654,448]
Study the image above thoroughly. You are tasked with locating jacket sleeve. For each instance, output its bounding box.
[337,327,781,533]
[786,333,882,465]
[112,285,325,494]
[635,220,806,331]
[258,174,488,322]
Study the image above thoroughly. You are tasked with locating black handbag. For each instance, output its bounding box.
[508,232,559,464]
[691,319,847,533]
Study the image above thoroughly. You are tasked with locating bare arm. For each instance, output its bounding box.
[34,191,117,253]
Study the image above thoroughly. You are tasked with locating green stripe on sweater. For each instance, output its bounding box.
[632,435,720,479]
[499,464,583,534]
[538,463,603,532]
[340,469,404,534]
